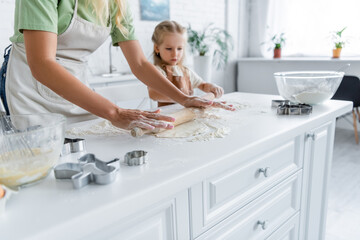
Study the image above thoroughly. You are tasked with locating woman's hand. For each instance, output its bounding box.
[181,96,235,111]
[110,108,175,130]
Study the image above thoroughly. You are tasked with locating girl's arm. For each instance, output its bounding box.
[23,30,175,130]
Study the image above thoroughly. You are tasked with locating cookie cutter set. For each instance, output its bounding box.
[271,100,312,115]
[55,138,148,189]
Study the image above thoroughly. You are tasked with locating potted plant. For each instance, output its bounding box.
[270,33,286,58]
[331,27,347,58]
[187,24,233,81]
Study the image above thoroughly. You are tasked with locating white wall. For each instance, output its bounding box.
[0,1,235,90]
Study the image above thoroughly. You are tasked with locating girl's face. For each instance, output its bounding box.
[155,33,185,66]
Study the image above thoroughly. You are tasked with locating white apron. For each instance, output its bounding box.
[6,0,110,123]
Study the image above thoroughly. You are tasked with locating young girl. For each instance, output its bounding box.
[148,20,224,107]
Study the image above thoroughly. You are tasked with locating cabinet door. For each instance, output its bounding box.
[300,121,335,240]
[81,190,189,240]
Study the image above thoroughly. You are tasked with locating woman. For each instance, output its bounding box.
[0,0,232,131]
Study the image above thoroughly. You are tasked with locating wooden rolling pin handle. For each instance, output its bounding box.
[130,93,215,138]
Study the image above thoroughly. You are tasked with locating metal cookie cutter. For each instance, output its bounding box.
[124,150,148,166]
[61,138,86,156]
[54,153,118,189]
[277,102,312,115]
[271,100,290,108]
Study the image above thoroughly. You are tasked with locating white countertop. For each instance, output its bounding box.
[0,92,352,240]
[238,57,360,62]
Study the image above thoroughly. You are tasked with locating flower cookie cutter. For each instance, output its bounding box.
[124,150,148,166]
[54,153,119,189]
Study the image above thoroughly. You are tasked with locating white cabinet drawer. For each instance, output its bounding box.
[190,136,303,238]
[266,212,300,240]
[195,171,302,240]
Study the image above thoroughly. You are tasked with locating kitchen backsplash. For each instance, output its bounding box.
[0,0,226,75]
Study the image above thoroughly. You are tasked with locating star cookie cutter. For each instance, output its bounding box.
[54,153,118,189]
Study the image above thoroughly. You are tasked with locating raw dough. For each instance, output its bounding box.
[155,119,230,141]
[67,120,127,136]
[155,120,208,138]
[0,148,56,188]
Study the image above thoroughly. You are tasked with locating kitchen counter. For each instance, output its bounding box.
[0,92,352,240]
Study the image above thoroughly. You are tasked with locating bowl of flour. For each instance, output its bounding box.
[274,71,344,105]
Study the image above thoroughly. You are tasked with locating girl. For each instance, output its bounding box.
[148,20,224,107]
[0,0,232,132]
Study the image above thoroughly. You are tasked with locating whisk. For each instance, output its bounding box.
[0,113,35,161]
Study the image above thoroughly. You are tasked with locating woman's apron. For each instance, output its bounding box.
[5,0,110,123]
[158,65,193,107]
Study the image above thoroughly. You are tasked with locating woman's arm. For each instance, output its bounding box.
[24,30,116,119]
[147,67,175,103]
[148,87,175,103]
[23,30,175,130]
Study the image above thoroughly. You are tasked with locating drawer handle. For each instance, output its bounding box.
[258,167,271,178]
[257,220,269,230]
[306,133,316,141]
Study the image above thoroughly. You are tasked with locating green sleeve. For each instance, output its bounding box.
[17,0,58,34]
[110,1,137,45]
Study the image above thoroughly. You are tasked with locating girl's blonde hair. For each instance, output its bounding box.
[152,21,187,67]
[87,0,129,37]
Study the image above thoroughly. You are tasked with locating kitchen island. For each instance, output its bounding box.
[0,92,352,240]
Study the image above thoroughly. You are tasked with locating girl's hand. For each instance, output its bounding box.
[199,82,224,98]
[181,96,235,111]
[110,108,175,130]
[208,84,224,98]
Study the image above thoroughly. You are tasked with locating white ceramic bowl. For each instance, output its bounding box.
[274,71,344,105]
[0,113,65,189]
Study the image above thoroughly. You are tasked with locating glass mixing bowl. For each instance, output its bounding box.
[0,113,65,189]
[274,71,344,105]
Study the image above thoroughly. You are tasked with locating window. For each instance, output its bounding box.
[261,0,360,57]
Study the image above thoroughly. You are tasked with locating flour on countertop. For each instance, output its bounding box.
[65,97,253,142]
[66,120,127,136]
[155,119,230,142]
[154,100,248,142]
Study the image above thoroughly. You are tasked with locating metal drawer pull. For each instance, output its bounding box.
[257,220,269,230]
[258,167,271,177]
[306,133,316,141]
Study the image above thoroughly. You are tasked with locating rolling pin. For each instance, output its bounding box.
[131,93,215,137]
